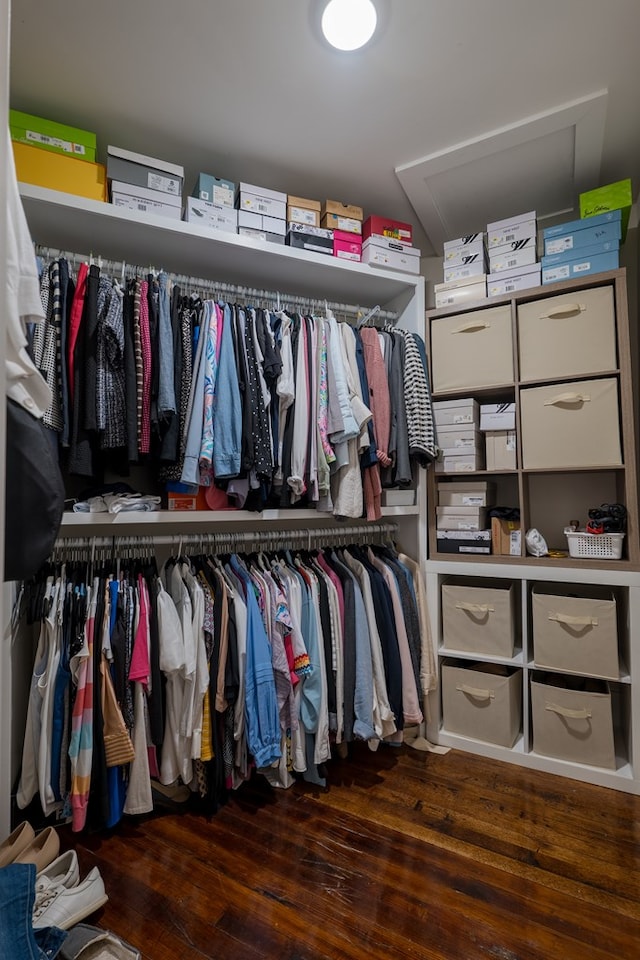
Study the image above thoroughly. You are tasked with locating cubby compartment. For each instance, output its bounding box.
[441,576,520,659]
[441,659,522,748]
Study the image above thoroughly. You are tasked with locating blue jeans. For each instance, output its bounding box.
[0,864,67,959]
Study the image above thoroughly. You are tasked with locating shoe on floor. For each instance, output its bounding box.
[59,923,140,960]
[14,825,60,872]
[36,849,81,900]
[0,820,35,867]
[32,866,108,931]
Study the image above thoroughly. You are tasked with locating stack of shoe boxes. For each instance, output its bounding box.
[433,398,484,474]
[435,477,495,556]
[11,109,106,201]
[486,211,540,296]
[236,182,287,244]
[480,403,516,471]
[361,215,421,273]
[107,146,184,221]
[435,234,487,308]
[185,173,238,234]
[540,209,622,285]
[287,195,333,255]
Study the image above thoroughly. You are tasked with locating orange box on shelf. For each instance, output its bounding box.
[12,140,107,201]
[167,489,210,511]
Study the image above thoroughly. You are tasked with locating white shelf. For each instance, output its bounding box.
[426,558,640,587]
[20,183,422,307]
[526,659,631,685]
[439,647,524,667]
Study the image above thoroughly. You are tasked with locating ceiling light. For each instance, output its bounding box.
[321,0,377,51]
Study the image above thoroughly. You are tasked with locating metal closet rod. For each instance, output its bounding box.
[52,522,398,554]
[34,244,399,324]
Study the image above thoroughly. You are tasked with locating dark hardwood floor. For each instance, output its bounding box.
[64,745,640,959]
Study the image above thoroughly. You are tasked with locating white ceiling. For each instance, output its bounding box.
[9,0,640,255]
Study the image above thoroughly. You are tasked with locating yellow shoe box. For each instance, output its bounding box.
[12,140,107,202]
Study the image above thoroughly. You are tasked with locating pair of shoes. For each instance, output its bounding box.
[33,858,108,931]
[60,923,140,960]
[0,820,35,867]
[15,825,60,872]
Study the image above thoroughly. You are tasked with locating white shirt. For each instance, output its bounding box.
[5,128,51,416]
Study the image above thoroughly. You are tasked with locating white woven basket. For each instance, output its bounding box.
[565,530,625,560]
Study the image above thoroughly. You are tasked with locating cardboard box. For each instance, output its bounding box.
[107,146,183,197]
[579,179,632,240]
[489,244,537,274]
[488,266,541,297]
[442,662,522,746]
[380,489,415,507]
[543,208,622,240]
[487,212,536,249]
[444,238,486,267]
[286,229,334,255]
[443,259,486,283]
[435,275,487,309]
[443,232,485,253]
[436,422,480,449]
[238,226,285,245]
[322,199,363,220]
[520,378,621,469]
[10,109,96,162]
[541,240,620,268]
[532,585,619,680]
[480,403,515,431]
[491,517,521,556]
[287,196,321,227]
[542,250,619,285]
[334,230,362,261]
[288,222,333,239]
[191,173,235,208]
[111,180,182,220]
[442,581,516,657]
[321,213,362,234]
[433,398,479,426]
[236,188,286,220]
[544,220,621,256]
[184,197,238,232]
[238,209,286,235]
[485,430,517,470]
[363,215,412,244]
[437,480,495,507]
[13,141,107,201]
[436,506,487,531]
[362,237,421,275]
[436,530,492,555]
[434,453,484,473]
[531,675,615,768]
[167,489,210,511]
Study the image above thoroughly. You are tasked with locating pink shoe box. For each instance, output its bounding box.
[334,229,362,262]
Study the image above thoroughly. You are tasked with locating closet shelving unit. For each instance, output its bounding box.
[424,269,640,795]
[18,182,426,562]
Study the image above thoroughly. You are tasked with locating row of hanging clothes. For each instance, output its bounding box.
[32,248,438,519]
[14,525,436,832]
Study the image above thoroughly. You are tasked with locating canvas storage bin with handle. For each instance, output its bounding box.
[519,377,622,469]
[517,285,617,383]
[530,673,616,769]
[430,305,513,393]
[441,661,522,747]
[441,580,515,657]
[532,584,619,680]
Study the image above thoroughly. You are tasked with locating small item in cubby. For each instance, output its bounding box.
[525,528,548,558]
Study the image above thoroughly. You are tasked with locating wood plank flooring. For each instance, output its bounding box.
[63,745,640,960]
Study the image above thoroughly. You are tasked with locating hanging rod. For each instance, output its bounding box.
[34,244,399,324]
[52,522,398,555]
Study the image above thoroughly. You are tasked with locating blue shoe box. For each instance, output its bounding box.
[544,220,621,256]
[542,249,619,285]
[541,239,620,268]
[543,208,622,241]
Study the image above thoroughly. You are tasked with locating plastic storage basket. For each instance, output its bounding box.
[565,530,625,560]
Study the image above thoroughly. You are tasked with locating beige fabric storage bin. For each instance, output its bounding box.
[518,286,617,383]
[531,674,616,769]
[430,305,513,392]
[520,378,621,469]
[442,662,522,747]
[442,581,515,657]
[532,585,619,680]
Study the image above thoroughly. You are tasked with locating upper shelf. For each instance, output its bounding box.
[19,184,422,307]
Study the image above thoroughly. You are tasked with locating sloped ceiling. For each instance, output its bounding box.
[8,0,640,255]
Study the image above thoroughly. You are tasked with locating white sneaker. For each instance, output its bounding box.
[36,849,80,892]
[32,866,108,931]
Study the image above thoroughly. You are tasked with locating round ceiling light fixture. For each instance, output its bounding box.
[321,0,378,51]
